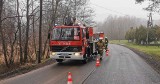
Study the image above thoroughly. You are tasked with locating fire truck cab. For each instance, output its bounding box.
[49,24,97,63]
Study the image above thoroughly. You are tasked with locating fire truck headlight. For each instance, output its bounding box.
[52,52,56,56]
[75,53,80,56]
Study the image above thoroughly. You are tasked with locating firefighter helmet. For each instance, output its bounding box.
[99,37,103,40]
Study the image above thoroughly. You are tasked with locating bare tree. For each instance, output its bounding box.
[24,0,30,63]
[0,0,9,67]
[97,15,146,40]
[17,0,23,64]
[31,0,37,60]
[136,0,160,13]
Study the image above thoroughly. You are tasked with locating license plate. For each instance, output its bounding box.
[61,53,68,56]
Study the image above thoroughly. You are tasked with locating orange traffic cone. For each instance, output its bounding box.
[106,49,109,56]
[106,51,109,56]
[96,58,100,67]
[67,72,73,84]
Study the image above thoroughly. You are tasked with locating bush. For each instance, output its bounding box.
[125,25,160,44]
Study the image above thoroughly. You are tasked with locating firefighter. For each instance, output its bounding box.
[105,37,109,51]
[72,17,79,26]
[97,37,105,60]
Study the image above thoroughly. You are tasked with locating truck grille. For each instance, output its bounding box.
[51,46,82,52]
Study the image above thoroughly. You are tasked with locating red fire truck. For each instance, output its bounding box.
[93,32,105,41]
[49,23,97,63]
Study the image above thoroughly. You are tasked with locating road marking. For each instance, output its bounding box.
[81,67,97,84]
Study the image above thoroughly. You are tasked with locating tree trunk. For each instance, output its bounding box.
[0,0,9,67]
[42,39,48,58]
[38,0,43,63]
[24,0,30,63]
[16,0,23,64]
[10,44,14,64]
[31,0,37,60]
[32,16,37,59]
[9,29,18,64]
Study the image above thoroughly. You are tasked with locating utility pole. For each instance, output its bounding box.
[146,2,154,45]
[147,12,153,45]
[38,0,42,63]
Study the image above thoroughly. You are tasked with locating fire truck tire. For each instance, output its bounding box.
[56,59,63,63]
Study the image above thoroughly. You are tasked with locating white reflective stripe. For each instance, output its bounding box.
[68,75,71,78]
[67,82,72,84]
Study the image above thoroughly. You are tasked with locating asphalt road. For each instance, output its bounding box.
[1,44,160,84]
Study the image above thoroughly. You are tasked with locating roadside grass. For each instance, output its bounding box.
[110,40,160,60]
[109,40,128,45]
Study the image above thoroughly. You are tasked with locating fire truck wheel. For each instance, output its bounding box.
[82,59,88,64]
[56,59,63,63]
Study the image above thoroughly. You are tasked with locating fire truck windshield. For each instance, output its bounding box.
[52,28,80,41]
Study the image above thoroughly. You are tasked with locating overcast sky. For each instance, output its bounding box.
[89,0,160,22]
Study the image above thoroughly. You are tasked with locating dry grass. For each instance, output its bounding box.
[0,54,4,64]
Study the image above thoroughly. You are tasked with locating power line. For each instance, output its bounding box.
[90,3,129,16]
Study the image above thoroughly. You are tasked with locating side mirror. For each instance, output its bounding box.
[48,33,50,39]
